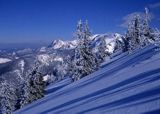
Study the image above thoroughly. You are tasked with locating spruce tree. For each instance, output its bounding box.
[115,38,124,53]
[98,37,107,63]
[140,7,153,46]
[72,20,99,81]
[126,15,142,52]
[0,81,17,114]
[154,28,160,47]
[125,7,158,53]
[20,65,46,108]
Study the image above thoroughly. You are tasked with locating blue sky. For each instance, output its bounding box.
[0,0,160,46]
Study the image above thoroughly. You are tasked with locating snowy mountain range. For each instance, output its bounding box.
[48,39,78,49]
[0,33,124,84]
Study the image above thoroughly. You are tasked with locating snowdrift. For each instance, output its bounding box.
[14,45,160,114]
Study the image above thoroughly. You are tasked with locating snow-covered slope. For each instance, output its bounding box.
[14,44,160,114]
[0,58,11,64]
[45,77,72,95]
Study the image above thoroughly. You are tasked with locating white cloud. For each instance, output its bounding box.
[149,2,160,8]
[120,11,154,28]
[120,12,142,28]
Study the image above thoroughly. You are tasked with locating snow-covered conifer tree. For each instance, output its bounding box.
[72,20,99,81]
[20,64,45,108]
[47,74,56,84]
[154,28,160,47]
[115,38,124,53]
[0,81,17,114]
[140,7,155,46]
[97,37,107,63]
[134,15,141,47]
[125,7,157,52]
[72,20,84,81]
[63,55,74,78]
[126,15,142,52]
[83,20,99,71]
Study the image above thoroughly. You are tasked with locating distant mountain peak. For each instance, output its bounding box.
[48,39,78,49]
[47,33,123,50]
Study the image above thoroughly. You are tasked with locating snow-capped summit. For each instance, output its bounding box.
[47,33,124,51]
[49,40,65,49]
[48,39,77,49]
[38,46,47,52]
[92,33,122,43]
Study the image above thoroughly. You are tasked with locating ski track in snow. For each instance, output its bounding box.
[14,45,160,114]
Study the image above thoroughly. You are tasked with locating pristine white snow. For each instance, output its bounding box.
[54,56,63,62]
[37,54,63,65]
[49,33,122,51]
[52,40,66,49]
[45,77,72,95]
[14,70,23,80]
[19,60,25,74]
[0,58,11,64]
[39,47,47,52]
[37,54,53,65]
[106,42,116,53]
[50,39,78,49]
[14,45,160,114]
[43,74,50,82]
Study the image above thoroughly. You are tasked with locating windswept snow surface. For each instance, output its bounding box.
[45,77,72,95]
[14,45,160,114]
